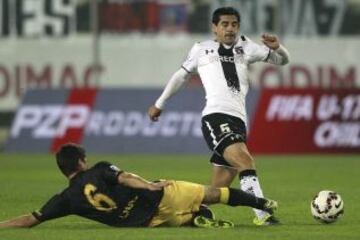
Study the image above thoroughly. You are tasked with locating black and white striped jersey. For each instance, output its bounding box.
[182,36,275,124]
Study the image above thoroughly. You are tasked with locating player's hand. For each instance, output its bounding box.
[147,181,173,191]
[261,33,280,50]
[148,105,162,122]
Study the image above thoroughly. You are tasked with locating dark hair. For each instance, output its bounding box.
[212,7,241,25]
[56,143,86,176]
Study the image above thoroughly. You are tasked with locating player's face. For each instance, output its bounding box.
[212,15,240,45]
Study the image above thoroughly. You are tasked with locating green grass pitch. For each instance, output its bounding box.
[0,154,359,240]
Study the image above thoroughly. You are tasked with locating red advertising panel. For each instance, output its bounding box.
[248,89,360,154]
[50,88,98,153]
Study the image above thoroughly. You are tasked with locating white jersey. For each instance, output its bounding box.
[182,36,271,124]
[155,35,289,125]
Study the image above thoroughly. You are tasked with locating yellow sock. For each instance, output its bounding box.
[220,187,230,204]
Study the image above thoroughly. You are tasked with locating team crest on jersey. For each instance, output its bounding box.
[234,46,244,55]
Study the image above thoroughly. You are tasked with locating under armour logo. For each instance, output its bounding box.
[205,49,214,54]
[235,134,242,139]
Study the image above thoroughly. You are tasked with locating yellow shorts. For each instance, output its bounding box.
[149,180,205,227]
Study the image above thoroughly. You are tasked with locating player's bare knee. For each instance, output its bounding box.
[203,186,221,204]
[224,154,254,171]
[223,144,254,170]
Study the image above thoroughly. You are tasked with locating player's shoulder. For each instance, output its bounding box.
[240,35,250,42]
[237,35,265,54]
[188,40,218,57]
[237,35,256,46]
[94,161,112,167]
[93,161,112,169]
[237,35,260,48]
[196,39,219,48]
[93,161,121,172]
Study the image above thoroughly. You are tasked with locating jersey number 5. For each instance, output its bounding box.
[220,123,231,133]
[84,184,117,211]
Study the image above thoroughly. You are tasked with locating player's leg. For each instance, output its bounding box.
[202,113,278,224]
[196,186,277,227]
[211,163,237,187]
[150,180,237,228]
[149,180,212,227]
[223,142,279,225]
[202,186,277,212]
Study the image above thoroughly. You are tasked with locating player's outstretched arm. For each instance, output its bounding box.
[148,68,190,121]
[0,214,40,228]
[261,33,290,65]
[118,172,172,191]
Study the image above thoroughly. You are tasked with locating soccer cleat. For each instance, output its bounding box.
[253,214,281,226]
[253,199,280,226]
[265,215,281,225]
[263,199,278,214]
[195,204,215,220]
[193,216,234,228]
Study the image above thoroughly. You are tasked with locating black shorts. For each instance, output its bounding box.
[201,113,247,167]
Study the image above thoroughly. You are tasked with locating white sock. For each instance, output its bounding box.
[240,175,269,220]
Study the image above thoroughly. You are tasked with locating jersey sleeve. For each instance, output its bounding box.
[181,43,201,73]
[96,161,123,185]
[32,193,71,222]
[265,45,290,65]
[245,37,271,63]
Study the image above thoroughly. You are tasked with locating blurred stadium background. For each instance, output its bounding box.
[0,0,360,239]
[1,0,360,154]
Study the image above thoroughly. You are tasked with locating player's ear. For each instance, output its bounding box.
[78,158,87,170]
[212,24,217,35]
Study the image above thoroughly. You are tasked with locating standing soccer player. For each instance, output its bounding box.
[148,7,290,225]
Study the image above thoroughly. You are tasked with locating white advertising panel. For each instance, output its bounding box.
[1,36,359,110]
